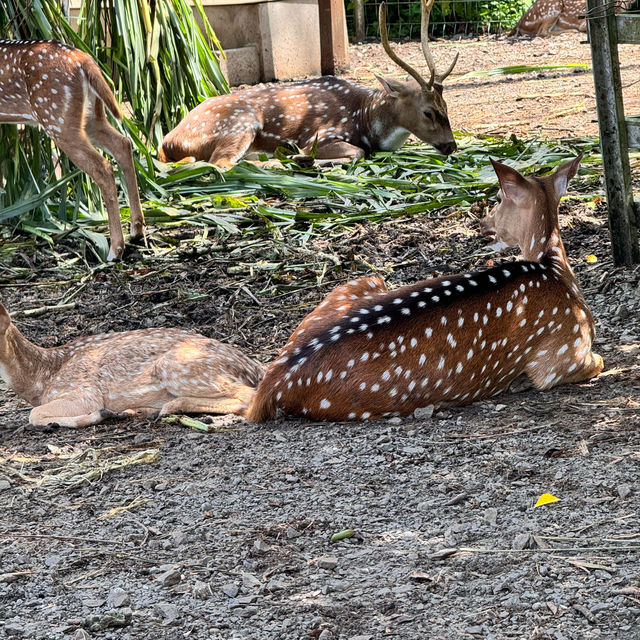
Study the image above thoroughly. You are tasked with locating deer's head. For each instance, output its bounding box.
[482,156,582,259]
[378,0,458,155]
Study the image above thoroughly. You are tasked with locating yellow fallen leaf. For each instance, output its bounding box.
[586,254,598,263]
[535,493,560,508]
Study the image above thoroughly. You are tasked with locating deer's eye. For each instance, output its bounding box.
[423,110,434,121]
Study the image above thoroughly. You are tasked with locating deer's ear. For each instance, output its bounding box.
[375,75,405,97]
[552,154,582,197]
[490,158,528,202]
[0,304,10,333]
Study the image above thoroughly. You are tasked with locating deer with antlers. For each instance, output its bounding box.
[159,0,459,167]
[246,157,604,422]
[0,304,264,427]
[511,0,634,36]
[0,39,144,260]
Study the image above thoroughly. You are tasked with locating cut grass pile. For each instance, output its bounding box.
[0,134,603,262]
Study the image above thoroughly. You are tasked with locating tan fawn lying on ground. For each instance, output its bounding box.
[511,0,633,36]
[0,305,264,427]
[247,156,604,422]
[0,40,144,260]
[159,0,458,167]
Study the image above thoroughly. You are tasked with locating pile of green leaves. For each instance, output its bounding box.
[0,130,603,261]
[85,134,600,257]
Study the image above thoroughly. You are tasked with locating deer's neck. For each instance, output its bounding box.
[519,190,586,307]
[360,91,411,151]
[0,326,70,405]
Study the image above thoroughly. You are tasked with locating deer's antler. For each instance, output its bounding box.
[379,0,458,91]
[421,0,459,84]
[379,2,433,91]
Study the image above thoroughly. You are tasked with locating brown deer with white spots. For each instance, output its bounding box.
[158,0,458,168]
[0,40,144,260]
[511,0,633,36]
[0,304,264,427]
[247,156,604,423]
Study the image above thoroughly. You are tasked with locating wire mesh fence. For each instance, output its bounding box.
[346,0,532,39]
[346,0,640,40]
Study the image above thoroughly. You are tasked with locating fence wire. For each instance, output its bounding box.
[347,0,535,39]
[347,0,639,40]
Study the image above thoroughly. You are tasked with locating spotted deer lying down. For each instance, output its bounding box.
[0,306,265,427]
[511,0,633,36]
[0,40,144,260]
[158,0,458,167]
[247,157,603,422]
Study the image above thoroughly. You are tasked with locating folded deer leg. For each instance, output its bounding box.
[29,396,104,428]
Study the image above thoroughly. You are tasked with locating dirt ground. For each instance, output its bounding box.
[1,34,639,640]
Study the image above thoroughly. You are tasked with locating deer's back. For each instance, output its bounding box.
[248,259,596,422]
[40,328,264,404]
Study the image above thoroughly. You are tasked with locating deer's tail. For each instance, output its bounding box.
[83,55,123,120]
[244,384,277,422]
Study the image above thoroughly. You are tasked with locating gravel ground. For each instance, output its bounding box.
[1,34,640,640]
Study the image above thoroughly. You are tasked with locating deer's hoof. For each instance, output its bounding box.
[130,222,145,241]
[107,246,124,261]
[100,409,122,420]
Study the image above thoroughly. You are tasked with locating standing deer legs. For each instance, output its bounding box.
[85,100,145,242]
[53,132,127,260]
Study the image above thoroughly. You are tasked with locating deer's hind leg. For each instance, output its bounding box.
[53,132,125,260]
[557,351,604,385]
[525,348,604,391]
[29,396,105,428]
[86,100,145,241]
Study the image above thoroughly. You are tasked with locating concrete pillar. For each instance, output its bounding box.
[258,0,322,80]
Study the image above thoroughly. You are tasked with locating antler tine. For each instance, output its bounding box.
[420,0,437,88]
[420,0,459,86]
[436,51,459,83]
[379,1,430,91]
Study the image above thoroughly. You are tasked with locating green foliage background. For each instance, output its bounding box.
[346,0,533,38]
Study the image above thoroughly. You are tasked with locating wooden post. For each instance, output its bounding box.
[354,0,366,42]
[318,0,350,75]
[587,0,640,265]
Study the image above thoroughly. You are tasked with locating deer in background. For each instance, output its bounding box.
[159,0,459,167]
[247,156,604,422]
[511,0,634,36]
[0,304,264,427]
[0,40,144,260]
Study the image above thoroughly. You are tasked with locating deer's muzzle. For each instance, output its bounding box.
[435,140,457,155]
